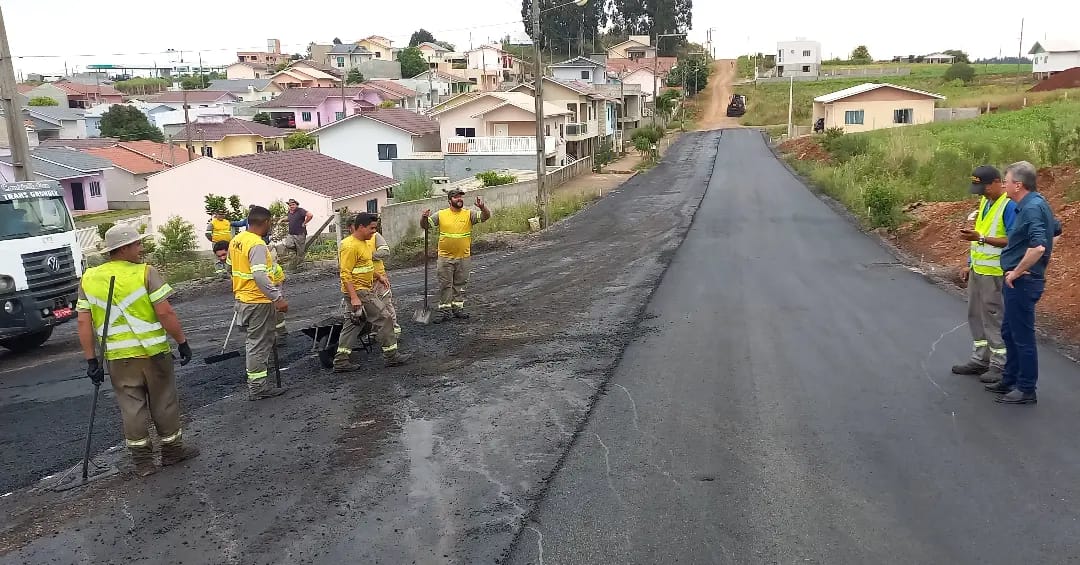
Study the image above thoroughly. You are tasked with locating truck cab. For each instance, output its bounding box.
[0,181,84,353]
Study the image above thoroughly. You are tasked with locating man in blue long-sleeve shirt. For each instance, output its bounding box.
[986,161,1060,404]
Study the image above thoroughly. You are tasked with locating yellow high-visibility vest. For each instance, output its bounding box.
[210,218,233,243]
[230,231,275,304]
[339,235,375,293]
[970,194,1009,277]
[78,261,171,361]
[433,208,473,259]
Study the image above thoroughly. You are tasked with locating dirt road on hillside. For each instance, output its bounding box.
[698,59,742,130]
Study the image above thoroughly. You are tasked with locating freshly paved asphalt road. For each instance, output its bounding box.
[509,129,1080,564]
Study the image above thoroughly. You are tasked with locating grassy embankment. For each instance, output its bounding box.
[786,100,1080,227]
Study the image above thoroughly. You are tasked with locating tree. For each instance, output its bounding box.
[592,0,693,56]
[290,53,303,61]
[435,40,455,51]
[851,45,872,62]
[332,37,343,45]
[346,68,364,85]
[398,46,428,78]
[523,0,610,58]
[99,105,165,142]
[285,131,317,150]
[942,49,970,64]
[253,112,272,126]
[409,29,437,47]
[667,55,710,96]
[943,62,975,84]
[27,96,59,106]
[274,61,289,73]
[180,75,209,90]
[378,100,398,109]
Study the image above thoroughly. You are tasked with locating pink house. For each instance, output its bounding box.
[254,87,397,129]
[0,148,113,213]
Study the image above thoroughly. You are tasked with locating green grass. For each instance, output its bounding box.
[788,100,1080,227]
[822,63,1031,78]
[734,71,1046,127]
[73,209,147,228]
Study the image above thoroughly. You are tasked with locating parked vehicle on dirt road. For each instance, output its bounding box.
[726,94,746,117]
[0,181,84,353]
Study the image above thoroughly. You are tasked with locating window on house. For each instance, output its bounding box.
[802,65,811,73]
[454,127,476,137]
[301,111,312,121]
[545,124,550,136]
[337,57,345,67]
[893,108,914,124]
[581,70,591,80]
[89,181,101,197]
[256,142,264,153]
[375,52,381,58]
[802,50,812,57]
[777,50,783,62]
[201,146,214,157]
[366,199,378,213]
[844,110,865,125]
[377,144,398,160]
[335,111,345,121]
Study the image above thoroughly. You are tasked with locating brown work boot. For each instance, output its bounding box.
[161,442,201,467]
[128,445,157,478]
[383,351,412,367]
[248,378,287,400]
[333,361,363,373]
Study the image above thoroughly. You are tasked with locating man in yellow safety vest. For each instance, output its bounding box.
[229,206,289,400]
[205,212,234,244]
[76,225,199,477]
[420,189,491,323]
[953,166,1016,383]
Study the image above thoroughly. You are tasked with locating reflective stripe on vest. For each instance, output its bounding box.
[970,194,1009,277]
[436,208,474,259]
[81,261,171,361]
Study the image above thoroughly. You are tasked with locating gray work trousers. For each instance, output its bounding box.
[967,269,1006,370]
[436,257,470,311]
[237,301,277,394]
[333,289,398,367]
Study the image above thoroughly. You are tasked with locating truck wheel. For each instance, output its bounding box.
[0,328,54,353]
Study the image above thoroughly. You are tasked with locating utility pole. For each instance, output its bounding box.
[786,75,794,138]
[0,4,33,180]
[183,88,195,160]
[1016,18,1025,91]
[531,0,548,227]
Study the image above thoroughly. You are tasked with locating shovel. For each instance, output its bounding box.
[204,310,242,364]
[413,228,432,324]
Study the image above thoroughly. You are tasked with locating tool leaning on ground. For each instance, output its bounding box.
[203,310,241,364]
[81,276,115,481]
[413,228,433,324]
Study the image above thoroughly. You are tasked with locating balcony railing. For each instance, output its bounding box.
[565,122,589,136]
[445,136,557,155]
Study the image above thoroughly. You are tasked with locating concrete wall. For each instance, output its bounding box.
[358,60,402,80]
[934,107,980,122]
[103,168,150,209]
[392,158,445,181]
[444,154,536,182]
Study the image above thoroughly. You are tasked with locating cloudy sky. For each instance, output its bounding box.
[3,0,1076,76]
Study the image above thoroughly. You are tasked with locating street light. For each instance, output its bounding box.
[530,0,589,228]
[652,33,686,126]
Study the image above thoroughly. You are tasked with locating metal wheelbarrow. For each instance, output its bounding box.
[301,309,375,369]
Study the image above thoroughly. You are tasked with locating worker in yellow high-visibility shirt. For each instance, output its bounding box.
[420,189,491,323]
[205,212,234,244]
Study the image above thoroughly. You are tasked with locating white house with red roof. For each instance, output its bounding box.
[311,108,441,178]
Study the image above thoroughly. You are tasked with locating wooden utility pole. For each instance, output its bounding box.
[1016,18,1025,91]
[0,5,32,180]
[531,0,549,227]
[183,88,195,160]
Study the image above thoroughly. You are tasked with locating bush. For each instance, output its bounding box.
[822,127,845,144]
[631,125,664,145]
[285,132,316,150]
[28,96,59,107]
[943,62,975,84]
[96,222,115,240]
[253,112,272,126]
[1043,118,1067,166]
[863,179,901,229]
[395,173,435,202]
[476,171,516,187]
[595,140,616,168]
[154,215,197,262]
[824,134,871,162]
[667,120,683,131]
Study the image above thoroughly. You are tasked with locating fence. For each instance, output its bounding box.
[75,214,152,252]
[379,157,593,247]
[756,67,913,83]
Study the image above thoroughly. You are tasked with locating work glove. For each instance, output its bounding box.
[177,341,192,366]
[86,358,105,385]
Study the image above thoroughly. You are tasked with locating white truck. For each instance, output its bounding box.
[0,180,84,353]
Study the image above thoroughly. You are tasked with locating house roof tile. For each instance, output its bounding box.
[84,142,191,175]
[40,138,121,149]
[312,107,439,136]
[175,117,290,141]
[0,148,112,180]
[149,90,240,104]
[814,82,945,103]
[221,150,397,200]
[52,80,123,97]
[607,57,677,76]
[365,80,417,99]
[254,87,367,108]
[289,59,344,78]
[549,56,607,68]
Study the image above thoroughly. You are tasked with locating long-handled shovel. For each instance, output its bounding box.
[204,310,241,364]
[81,276,115,481]
[413,229,432,324]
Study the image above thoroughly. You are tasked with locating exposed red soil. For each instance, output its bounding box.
[777,136,831,163]
[1029,67,1080,92]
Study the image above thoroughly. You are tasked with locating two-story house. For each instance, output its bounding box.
[1029,40,1080,80]
[550,55,640,146]
[399,70,474,108]
[268,66,341,90]
[358,36,394,60]
[607,58,676,105]
[429,91,570,174]
[311,107,440,178]
[326,43,374,73]
[207,79,283,102]
[511,78,615,161]
[236,39,288,73]
[776,39,822,78]
[607,36,657,61]
[173,116,290,158]
[462,45,526,91]
[226,62,266,80]
[417,42,452,67]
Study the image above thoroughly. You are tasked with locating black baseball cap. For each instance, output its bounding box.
[970,165,1001,194]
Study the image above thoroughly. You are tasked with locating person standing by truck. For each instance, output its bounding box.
[76,225,199,477]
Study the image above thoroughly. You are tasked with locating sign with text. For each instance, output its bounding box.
[1,181,62,201]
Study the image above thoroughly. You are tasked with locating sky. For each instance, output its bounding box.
[3,0,1078,77]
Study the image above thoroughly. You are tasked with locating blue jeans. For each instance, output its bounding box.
[1000,276,1045,393]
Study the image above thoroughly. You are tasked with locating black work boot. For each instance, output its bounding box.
[995,389,1037,404]
[161,442,201,467]
[129,445,157,478]
[984,381,1014,394]
[951,360,989,375]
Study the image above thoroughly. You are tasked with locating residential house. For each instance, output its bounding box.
[268,66,341,90]
[417,42,451,66]
[325,43,374,74]
[404,70,474,107]
[776,39,822,78]
[591,82,642,142]
[207,79,282,102]
[511,78,615,160]
[311,107,440,178]
[923,53,956,65]
[358,36,394,60]
[83,140,193,209]
[23,106,88,141]
[0,148,112,212]
[1029,40,1080,79]
[25,80,124,109]
[39,138,121,150]
[254,86,399,129]
[428,91,570,174]
[550,55,609,85]
[607,36,657,61]
[172,116,290,158]
[226,62,265,80]
[607,58,676,103]
[236,39,288,73]
[84,102,174,137]
[143,150,399,250]
[812,83,945,133]
[148,90,242,109]
[289,59,344,79]
[365,80,420,110]
[461,45,526,91]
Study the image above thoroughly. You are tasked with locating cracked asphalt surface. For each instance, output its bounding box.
[508,129,1080,564]
[0,131,717,562]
